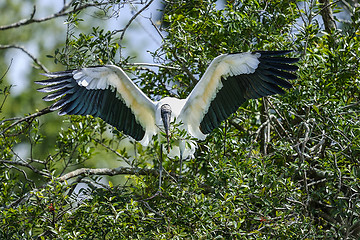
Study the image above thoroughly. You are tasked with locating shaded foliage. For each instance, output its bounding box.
[1,0,360,239]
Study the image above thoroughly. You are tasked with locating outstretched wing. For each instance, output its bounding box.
[179,51,299,140]
[36,65,157,145]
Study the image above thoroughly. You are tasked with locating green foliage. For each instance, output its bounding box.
[1,1,360,239]
[52,26,120,67]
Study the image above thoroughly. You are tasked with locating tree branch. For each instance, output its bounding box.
[0,44,49,73]
[57,166,160,181]
[172,52,198,85]
[124,62,181,71]
[319,0,337,33]
[0,107,52,135]
[0,1,109,31]
[118,0,155,41]
[0,159,51,178]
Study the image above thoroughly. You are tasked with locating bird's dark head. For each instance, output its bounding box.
[160,104,172,152]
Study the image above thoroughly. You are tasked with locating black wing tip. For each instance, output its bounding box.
[255,50,300,62]
[35,76,73,87]
[229,50,300,64]
[37,69,73,80]
[282,81,293,89]
[37,86,53,93]
[42,95,56,102]
[256,51,299,77]
[34,79,57,86]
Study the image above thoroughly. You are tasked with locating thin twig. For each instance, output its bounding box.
[318,0,338,32]
[0,61,13,110]
[0,44,49,73]
[0,1,107,31]
[57,166,160,181]
[172,52,198,85]
[0,159,50,178]
[93,138,133,166]
[0,59,12,82]
[148,15,165,40]
[0,107,52,135]
[119,0,155,41]
[124,62,181,70]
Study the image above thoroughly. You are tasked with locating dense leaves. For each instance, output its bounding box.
[1,0,360,239]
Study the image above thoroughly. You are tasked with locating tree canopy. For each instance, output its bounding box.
[1,0,360,239]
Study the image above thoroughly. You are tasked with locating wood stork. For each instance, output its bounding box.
[36,50,298,180]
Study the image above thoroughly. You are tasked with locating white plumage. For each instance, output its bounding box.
[36,51,298,160]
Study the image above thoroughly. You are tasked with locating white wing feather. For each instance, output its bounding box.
[73,65,158,146]
[179,52,261,140]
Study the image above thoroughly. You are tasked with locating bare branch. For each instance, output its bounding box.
[172,52,198,85]
[0,159,50,178]
[228,119,245,132]
[259,98,270,155]
[0,61,12,110]
[0,59,12,82]
[0,107,52,135]
[93,138,133,166]
[0,44,49,73]
[319,0,337,33]
[0,1,112,31]
[124,62,181,70]
[148,15,165,40]
[58,166,160,181]
[119,0,155,41]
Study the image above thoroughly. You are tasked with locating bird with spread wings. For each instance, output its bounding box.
[36,50,298,164]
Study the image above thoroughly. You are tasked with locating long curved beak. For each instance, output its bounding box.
[160,104,172,153]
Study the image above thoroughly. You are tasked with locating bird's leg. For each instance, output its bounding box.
[179,152,183,183]
[178,140,185,183]
[166,134,170,153]
[158,143,163,193]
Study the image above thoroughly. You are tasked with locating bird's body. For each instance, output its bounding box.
[36,51,298,160]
